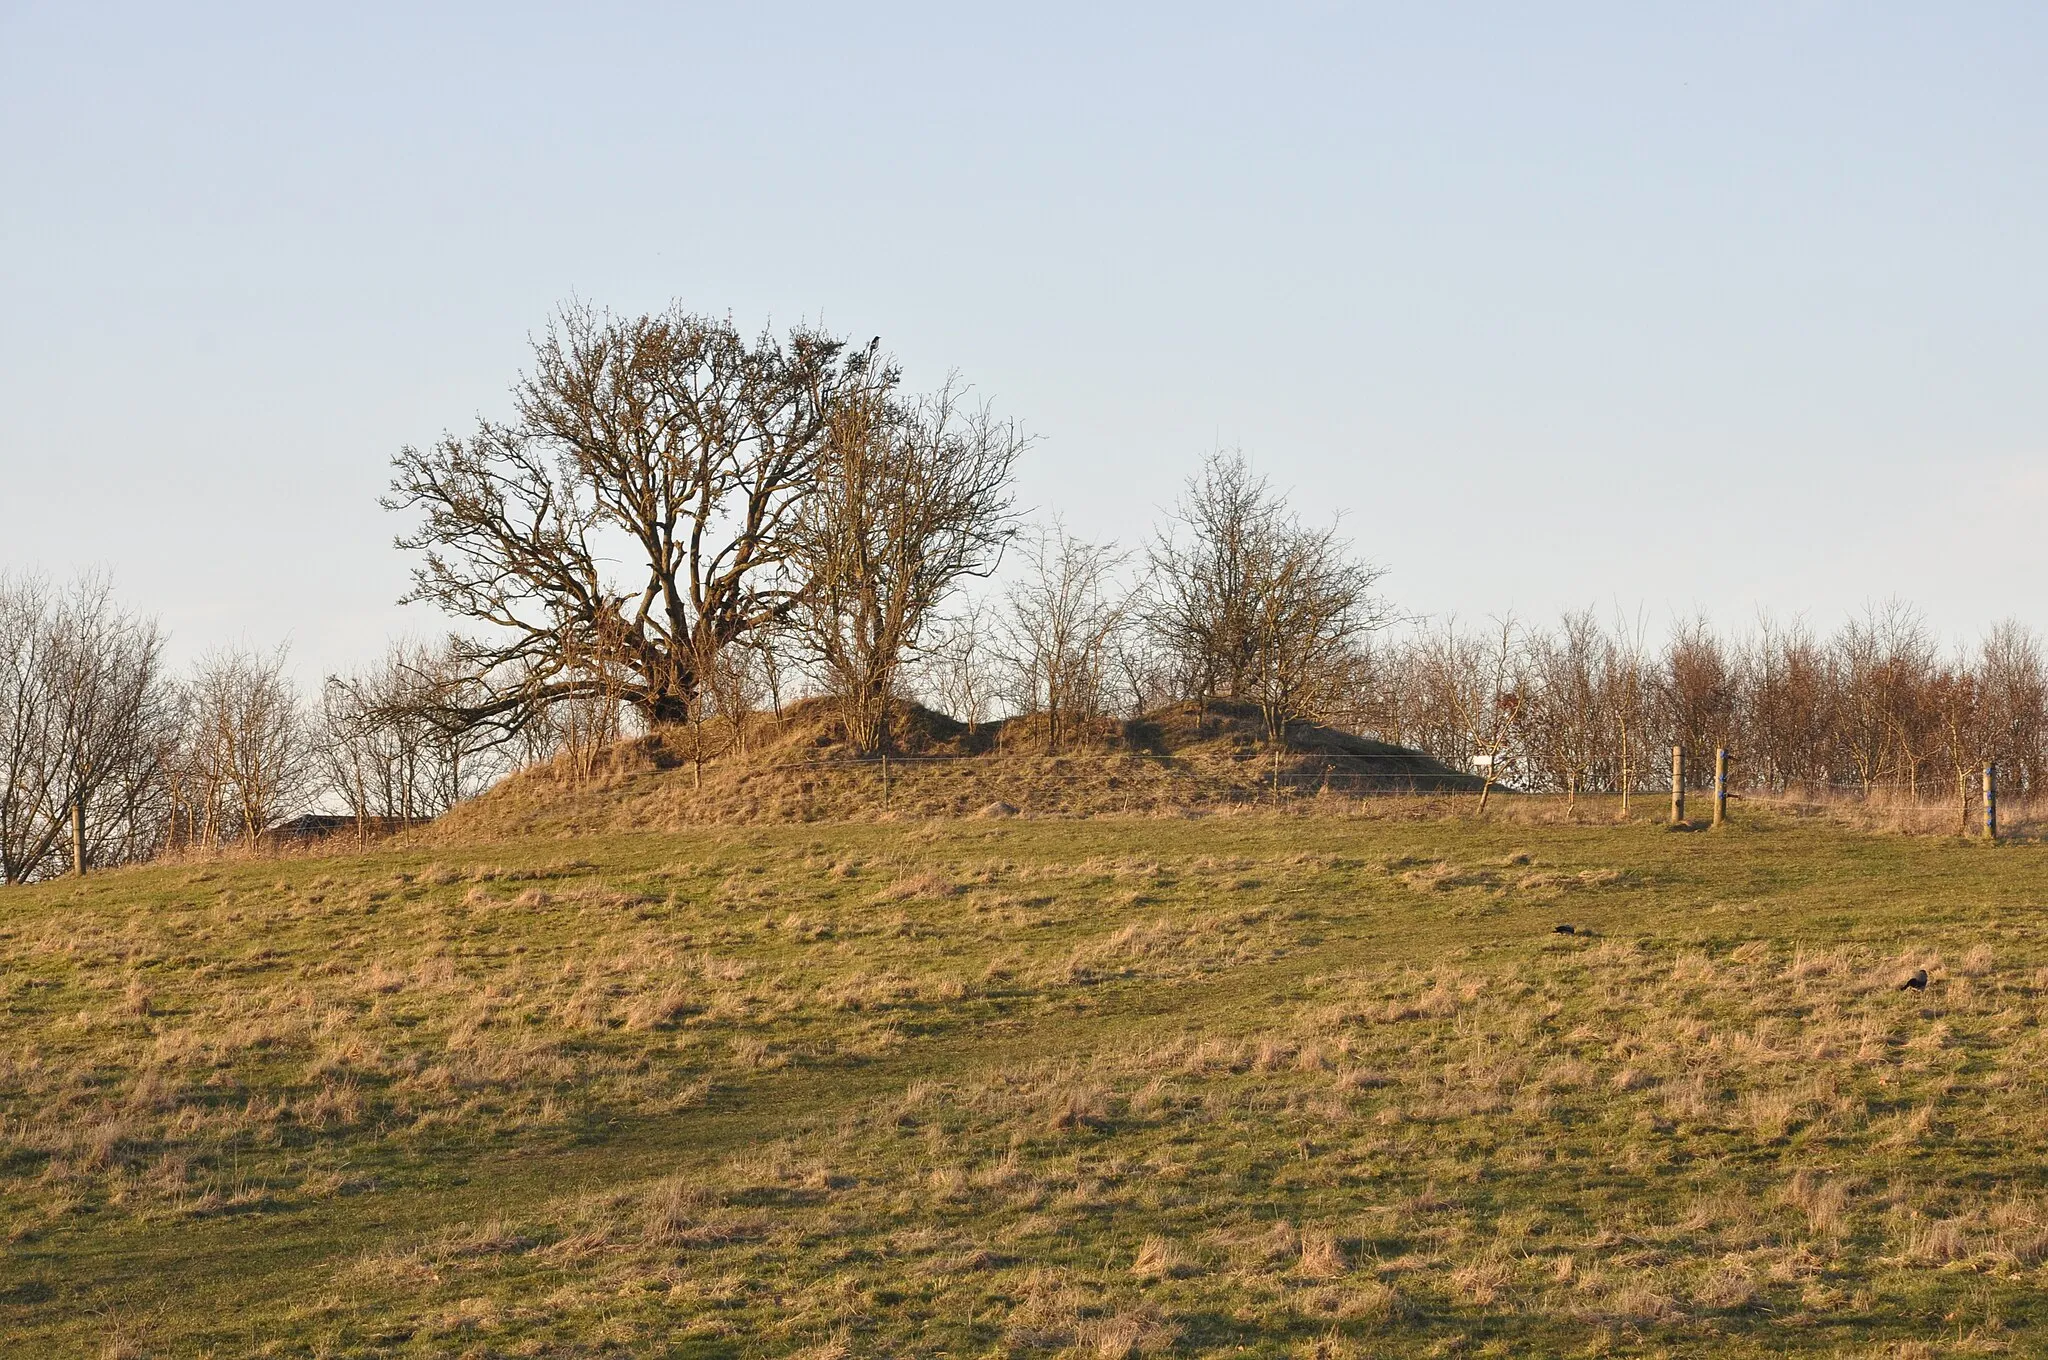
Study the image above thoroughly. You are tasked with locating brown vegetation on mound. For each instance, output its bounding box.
[420,698,1481,839]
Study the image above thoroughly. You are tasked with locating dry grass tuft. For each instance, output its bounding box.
[1130,1234,1191,1280]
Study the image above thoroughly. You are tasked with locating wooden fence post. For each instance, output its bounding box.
[882,754,891,811]
[72,799,86,877]
[1984,763,1998,841]
[1670,746,1685,826]
[1713,748,1729,828]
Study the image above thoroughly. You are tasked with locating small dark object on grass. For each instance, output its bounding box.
[1899,968,1928,992]
[1554,924,1576,935]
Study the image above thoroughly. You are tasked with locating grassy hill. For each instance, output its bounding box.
[5,801,2046,1357]
[423,698,1482,841]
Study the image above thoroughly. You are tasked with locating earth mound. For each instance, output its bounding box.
[420,696,1482,839]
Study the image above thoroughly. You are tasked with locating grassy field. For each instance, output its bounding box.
[4,806,2047,1357]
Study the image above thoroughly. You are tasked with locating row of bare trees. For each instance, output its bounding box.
[1356,604,2047,810]
[0,571,524,882]
[0,573,291,881]
[787,451,1387,753]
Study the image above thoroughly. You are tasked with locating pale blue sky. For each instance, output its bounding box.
[3,3,2043,680]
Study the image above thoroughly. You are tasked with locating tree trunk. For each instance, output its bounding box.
[841,674,891,755]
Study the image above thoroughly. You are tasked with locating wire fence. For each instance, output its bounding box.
[743,754,2017,796]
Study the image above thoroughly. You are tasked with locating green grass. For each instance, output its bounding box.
[4,808,2047,1357]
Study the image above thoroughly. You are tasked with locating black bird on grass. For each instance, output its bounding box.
[1899,968,1928,992]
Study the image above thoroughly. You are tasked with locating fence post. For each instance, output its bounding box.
[1984,763,1998,841]
[1670,746,1685,826]
[882,754,891,811]
[72,799,85,877]
[1713,748,1729,828]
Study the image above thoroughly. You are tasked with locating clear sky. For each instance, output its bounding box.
[4,3,2043,682]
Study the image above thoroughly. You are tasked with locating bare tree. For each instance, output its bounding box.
[1242,526,1388,745]
[1364,621,1485,767]
[1603,607,1652,810]
[0,572,170,882]
[1929,663,1984,835]
[176,647,313,847]
[1109,624,1176,723]
[386,303,891,735]
[1471,616,1521,813]
[1834,602,1937,797]
[670,627,778,785]
[0,573,63,881]
[549,616,633,787]
[1145,452,1271,703]
[1979,620,2046,797]
[1362,617,1521,800]
[320,639,504,839]
[743,625,795,723]
[1146,451,1387,742]
[1744,615,1837,793]
[789,378,1024,752]
[999,524,1131,752]
[323,651,424,834]
[917,598,999,737]
[1660,617,1741,787]
[1520,611,1605,808]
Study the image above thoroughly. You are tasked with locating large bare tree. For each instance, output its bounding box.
[789,379,1025,752]
[386,303,890,731]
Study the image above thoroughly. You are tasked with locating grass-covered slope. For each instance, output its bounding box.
[421,698,1482,841]
[5,810,2047,1356]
